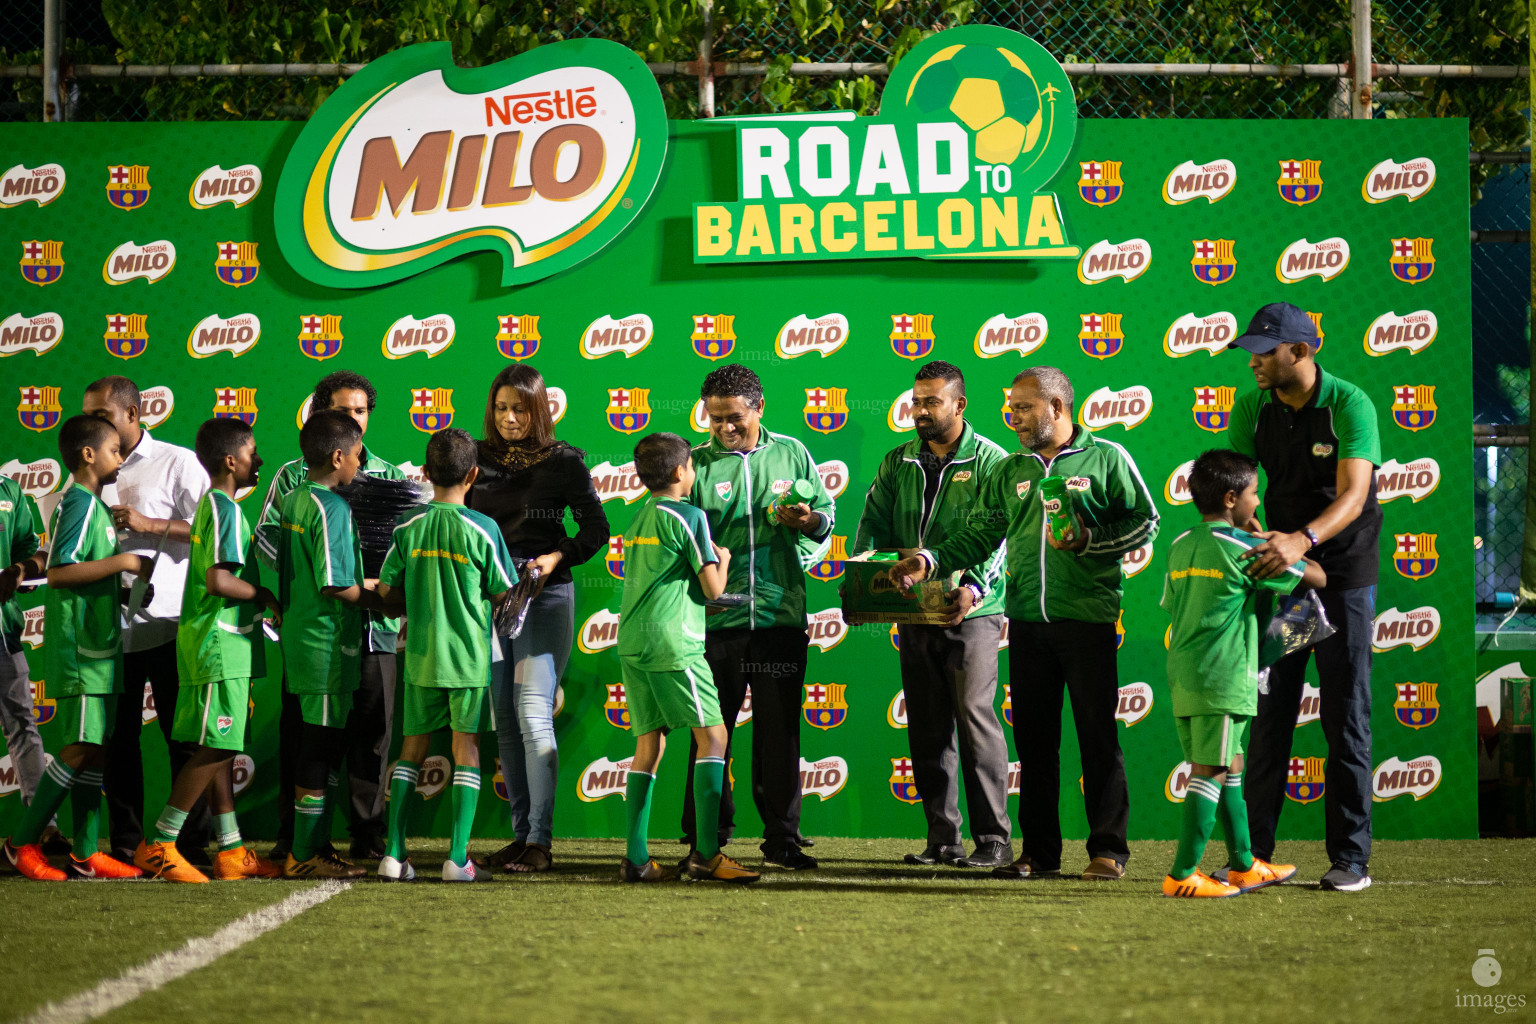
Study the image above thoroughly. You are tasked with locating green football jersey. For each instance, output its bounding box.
[1160,522,1308,717]
[45,483,123,696]
[379,502,517,690]
[177,489,266,686]
[618,496,717,671]
[276,480,363,696]
[0,475,39,639]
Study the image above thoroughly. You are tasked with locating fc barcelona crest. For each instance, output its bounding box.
[1306,311,1325,352]
[1191,385,1235,433]
[1191,239,1236,285]
[31,679,56,726]
[1286,756,1326,803]
[299,314,344,361]
[889,757,921,804]
[106,164,150,209]
[17,385,61,432]
[1389,237,1434,284]
[1001,387,1016,431]
[606,388,651,434]
[1078,160,1123,206]
[889,313,935,361]
[803,683,848,730]
[1277,159,1323,205]
[605,535,625,580]
[410,387,455,433]
[604,683,631,730]
[1393,682,1439,729]
[104,313,148,360]
[212,386,258,426]
[497,314,541,361]
[1002,684,1013,727]
[1391,384,1437,432]
[691,314,736,361]
[803,387,848,434]
[1078,313,1123,360]
[1393,532,1438,580]
[20,240,63,286]
[808,534,847,581]
[215,241,260,287]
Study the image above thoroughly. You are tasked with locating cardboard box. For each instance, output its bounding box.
[839,549,959,625]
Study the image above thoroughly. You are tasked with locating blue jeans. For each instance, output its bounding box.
[492,581,573,848]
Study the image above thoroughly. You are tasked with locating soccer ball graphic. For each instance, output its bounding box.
[902,44,1047,166]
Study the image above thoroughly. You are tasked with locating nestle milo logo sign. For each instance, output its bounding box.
[276,40,668,288]
[695,25,1078,264]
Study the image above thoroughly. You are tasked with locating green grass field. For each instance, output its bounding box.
[4,837,1534,1024]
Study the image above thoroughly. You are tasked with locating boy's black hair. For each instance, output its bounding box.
[914,360,965,398]
[194,417,254,476]
[699,364,763,411]
[58,414,119,472]
[425,427,477,487]
[1189,448,1258,515]
[634,432,692,491]
[300,409,362,468]
[312,370,378,412]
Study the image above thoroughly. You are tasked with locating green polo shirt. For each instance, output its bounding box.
[618,496,717,670]
[276,481,362,696]
[45,483,123,696]
[178,488,266,686]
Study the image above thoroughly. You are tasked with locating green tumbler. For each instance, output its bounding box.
[1039,475,1075,543]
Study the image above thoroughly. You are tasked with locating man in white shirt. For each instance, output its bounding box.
[81,376,212,866]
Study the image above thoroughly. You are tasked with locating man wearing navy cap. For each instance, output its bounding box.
[1226,302,1381,893]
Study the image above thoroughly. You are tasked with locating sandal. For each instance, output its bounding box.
[506,843,552,873]
[486,840,526,869]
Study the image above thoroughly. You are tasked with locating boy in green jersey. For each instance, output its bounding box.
[3,416,148,881]
[1159,450,1324,898]
[275,411,381,879]
[617,433,758,885]
[135,418,282,884]
[376,429,516,883]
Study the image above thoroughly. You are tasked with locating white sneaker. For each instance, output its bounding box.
[377,855,415,882]
[442,858,489,882]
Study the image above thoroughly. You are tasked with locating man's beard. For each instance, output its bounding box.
[1019,419,1055,451]
[914,415,950,441]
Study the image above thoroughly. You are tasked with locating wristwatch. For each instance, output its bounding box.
[1302,527,1321,548]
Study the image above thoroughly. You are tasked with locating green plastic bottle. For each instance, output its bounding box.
[1039,475,1075,543]
[770,479,817,520]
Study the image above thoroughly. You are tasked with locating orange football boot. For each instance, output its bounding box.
[215,846,282,879]
[1163,870,1240,898]
[1227,858,1298,893]
[68,852,145,880]
[7,840,66,881]
[134,840,208,883]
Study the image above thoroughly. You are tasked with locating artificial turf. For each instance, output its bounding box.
[3,837,1533,1024]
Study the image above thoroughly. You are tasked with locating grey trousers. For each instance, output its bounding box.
[0,642,44,802]
[896,614,1012,847]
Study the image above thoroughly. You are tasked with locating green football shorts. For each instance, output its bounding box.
[297,690,353,729]
[1175,713,1250,768]
[57,694,118,746]
[403,684,493,735]
[171,678,250,750]
[620,656,723,735]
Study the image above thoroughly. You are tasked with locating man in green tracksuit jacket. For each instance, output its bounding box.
[253,370,404,862]
[680,364,835,871]
[893,366,1159,882]
[853,361,1013,870]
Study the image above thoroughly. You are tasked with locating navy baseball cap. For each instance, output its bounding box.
[1229,302,1320,354]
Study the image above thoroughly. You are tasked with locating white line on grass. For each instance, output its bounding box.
[20,880,352,1024]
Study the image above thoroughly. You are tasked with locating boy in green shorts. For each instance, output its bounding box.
[2,415,147,881]
[375,428,516,883]
[134,418,282,883]
[617,432,757,885]
[1160,449,1324,898]
[276,410,381,879]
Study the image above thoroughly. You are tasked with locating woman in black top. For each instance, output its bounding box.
[471,364,608,872]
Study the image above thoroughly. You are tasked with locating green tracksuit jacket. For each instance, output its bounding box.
[922,425,1159,624]
[689,427,835,631]
[852,419,1009,619]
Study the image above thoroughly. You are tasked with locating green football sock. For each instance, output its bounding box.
[449,766,480,867]
[385,761,419,862]
[1170,775,1222,880]
[624,770,655,865]
[1218,771,1254,873]
[214,811,242,852]
[70,769,104,859]
[292,794,327,862]
[693,758,726,860]
[150,805,189,844]
[11,757,76,846]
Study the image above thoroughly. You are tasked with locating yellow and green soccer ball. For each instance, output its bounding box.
[903,44,1046,166]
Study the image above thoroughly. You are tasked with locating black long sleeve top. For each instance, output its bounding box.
[468,446,610,587]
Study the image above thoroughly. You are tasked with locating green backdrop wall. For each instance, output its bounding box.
[0,115,1472,842]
